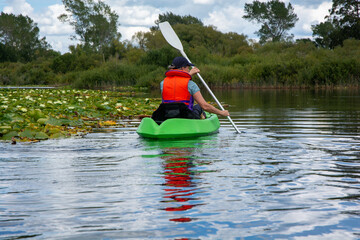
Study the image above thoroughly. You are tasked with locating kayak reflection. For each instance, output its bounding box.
[160,147,200,222]
[141,136,219,224]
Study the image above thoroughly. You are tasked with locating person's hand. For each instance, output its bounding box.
[189,67,200,76]
[220,110,230,117]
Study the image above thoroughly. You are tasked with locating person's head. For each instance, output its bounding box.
[169,57,194,71]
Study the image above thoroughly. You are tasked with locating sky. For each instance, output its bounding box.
[0,0,332,53]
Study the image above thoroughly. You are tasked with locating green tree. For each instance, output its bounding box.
[0,12,51,62]
[133,12,202,51]
[312,0,360,48]
[58,0,121,53]
[222,32,250,56]
[132,31,152,50]
[132,30,168,51]
[243,0,299,43]
[330,0,360,28]
[151,12,203,30]
[133,23,249,60]
[311,21,342,48]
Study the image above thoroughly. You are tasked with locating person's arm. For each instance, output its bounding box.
[193,91,230,117]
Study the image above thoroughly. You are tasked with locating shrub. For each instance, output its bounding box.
[51,52,102,74]
[51,53,76,73]
[1,37,360,88]
[136,66,165,88]
[200,64,245,87]
[139,47,177,67]
[72,67,112,89]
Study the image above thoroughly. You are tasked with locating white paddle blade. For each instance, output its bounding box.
[159,21,184,51]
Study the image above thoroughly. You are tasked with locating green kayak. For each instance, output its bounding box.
[136,112,220,139]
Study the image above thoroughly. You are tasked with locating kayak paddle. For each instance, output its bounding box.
[159,21,241,134]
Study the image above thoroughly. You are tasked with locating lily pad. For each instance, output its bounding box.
[50,132,66,139]
[0,88,160,142]
[45,117,63,126]
[34,132,49,140]
[37,118,49,125]
[2,131,18,140]
[0,126,12,134]
[28,109,45,121]
[19,129,35,139]
[45,126,61,135]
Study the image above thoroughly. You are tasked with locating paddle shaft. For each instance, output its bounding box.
[158,21,241,133]
[179,50,241,134]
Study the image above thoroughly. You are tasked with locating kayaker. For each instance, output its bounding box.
[152,56,230,123]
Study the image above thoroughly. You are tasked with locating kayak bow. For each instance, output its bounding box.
[136,112,220,139]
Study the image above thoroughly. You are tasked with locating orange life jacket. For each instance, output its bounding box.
[162,70,194,110]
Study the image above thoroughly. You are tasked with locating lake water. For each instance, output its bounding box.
[1,89,360,239]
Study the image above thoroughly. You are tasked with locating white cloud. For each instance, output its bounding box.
[109,3,161,45]
[112,5,160,26]
[1,0,335,52]
[2,1,74,52]
[33,4,73,35]
[204,5,260,39]
[193,0,215,4]
[28,3,76,52]
[293,1,332,37]
[46,35,75,53]
[204,1,332,40]
[118,26,150,41]
[3,0,33,15]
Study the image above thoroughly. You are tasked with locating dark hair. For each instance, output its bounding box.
[168,64,177,69]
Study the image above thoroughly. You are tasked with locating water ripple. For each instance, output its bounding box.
[1,90,360,239]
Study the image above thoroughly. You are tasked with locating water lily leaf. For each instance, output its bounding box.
[60,118,74,126]
[46,127,61,134]
[0,88,157,142]
[2,131,18,140]
[50,132,65,139]
[101,120,117,126]
[11,123,23,131]
[0,126,12,130]
[0,114,12,122]
[0,125,12,135]
[96,104,112,111]
[34,132,49,140]
[11,116,25,122]
[28,109,46,121]
[19,107,28,113]
[71,119,84,126]
[45,117,63,126]
[19,129,35,139]
[37,118,49,125]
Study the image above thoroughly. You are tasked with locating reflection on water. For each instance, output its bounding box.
[161,148,198,223]
[1,89,360,239]
[158,144,215,224]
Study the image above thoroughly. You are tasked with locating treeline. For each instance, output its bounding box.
[1,0,360,89]
[1,38,359,89]
[1,28,359,89]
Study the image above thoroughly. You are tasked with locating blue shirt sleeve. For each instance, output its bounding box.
[188,81,200,95]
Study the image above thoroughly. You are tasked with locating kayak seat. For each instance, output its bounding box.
[151,102,199,125]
